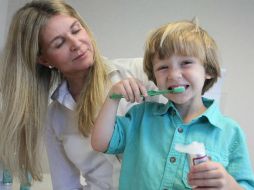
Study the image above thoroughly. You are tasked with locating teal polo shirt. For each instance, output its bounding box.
[107,98,254,190]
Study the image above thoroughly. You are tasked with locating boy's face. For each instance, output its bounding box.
[152,54,211,106]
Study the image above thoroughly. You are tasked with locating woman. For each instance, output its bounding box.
[0,0,159,189]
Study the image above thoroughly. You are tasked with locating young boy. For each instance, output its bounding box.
[91,20,254,189]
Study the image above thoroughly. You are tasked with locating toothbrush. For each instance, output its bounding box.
[109,86,185,99]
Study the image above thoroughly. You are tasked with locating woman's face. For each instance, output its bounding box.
[38,14,94,78]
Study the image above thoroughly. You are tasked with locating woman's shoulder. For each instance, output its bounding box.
[105,57,149,82]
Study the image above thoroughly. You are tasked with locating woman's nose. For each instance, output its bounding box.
[69,36,81,51]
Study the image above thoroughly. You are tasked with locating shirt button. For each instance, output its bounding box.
[177,127,183,133]
[170,109,176,116]
[170,156,176,163]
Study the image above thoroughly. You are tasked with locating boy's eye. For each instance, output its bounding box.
[182,60,193,65]
[157,66,168,70]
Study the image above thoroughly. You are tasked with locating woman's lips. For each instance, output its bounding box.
[72,53,85,61]
[72,51,87,62]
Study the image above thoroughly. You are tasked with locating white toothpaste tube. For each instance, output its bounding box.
[175,141,208,167]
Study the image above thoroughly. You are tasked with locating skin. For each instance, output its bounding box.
[188,161,243,190]
[152,54,211,123]
[38,14,94,100]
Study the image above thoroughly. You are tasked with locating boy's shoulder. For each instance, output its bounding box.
[203,98,243,135]
[216,113,244,134]
[128,101,168,115]
[203,98,238,126]
[206,101,243,136]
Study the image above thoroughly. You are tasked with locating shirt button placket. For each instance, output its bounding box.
[177,127,183,133]
[169,156,176,163]
[170,109,176,116]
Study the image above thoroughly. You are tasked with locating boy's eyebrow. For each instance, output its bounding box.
[153,60,162,66]
[48,20,79,46]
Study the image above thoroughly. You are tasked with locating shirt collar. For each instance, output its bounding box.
[153,97,223,129]
[50,61,120,111]
[51,80,76,110]
[201,98,224,129]
[152,100,174,116]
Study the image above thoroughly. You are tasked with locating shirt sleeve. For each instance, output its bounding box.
[106,105,141,155]
[106,116,130,155]
[227,127,254,189]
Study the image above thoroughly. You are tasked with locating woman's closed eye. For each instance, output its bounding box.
[54,38,65,49]
[72,29,81,34]
[71,22,82,34]
[54,26,82,48]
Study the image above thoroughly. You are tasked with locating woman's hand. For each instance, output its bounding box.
[188,161,244,190]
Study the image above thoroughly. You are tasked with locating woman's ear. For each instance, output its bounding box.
[37,55,53,68]
[205,73,213,80]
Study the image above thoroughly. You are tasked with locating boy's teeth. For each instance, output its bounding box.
[170,86,185,93]
[173,86,183,89]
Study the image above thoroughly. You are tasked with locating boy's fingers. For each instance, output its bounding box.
[113,78,147,102]
[128,78,141,102]
[121,79,133,102]
[129,78,146,102]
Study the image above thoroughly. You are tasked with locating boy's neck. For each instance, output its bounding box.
[175,101,207,123]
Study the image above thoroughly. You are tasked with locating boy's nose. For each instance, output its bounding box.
[167,68,182,80]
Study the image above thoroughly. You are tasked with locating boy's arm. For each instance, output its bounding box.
[91,78,147,152]
[91,97,120,152]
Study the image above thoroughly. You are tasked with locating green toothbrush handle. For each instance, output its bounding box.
[109,94,124,99]
[109,87,185,100]
[109,90,165,99]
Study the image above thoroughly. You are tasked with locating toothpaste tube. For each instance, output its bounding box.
[175,141,208,167]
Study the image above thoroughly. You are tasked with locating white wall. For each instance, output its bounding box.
[0,0,8,51]
[1,0,254,182]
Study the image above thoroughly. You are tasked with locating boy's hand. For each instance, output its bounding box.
[188,161,243,190]
[109,77,148,103]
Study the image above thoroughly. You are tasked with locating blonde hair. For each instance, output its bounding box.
[0,0,107,184]
[144,20,221,94]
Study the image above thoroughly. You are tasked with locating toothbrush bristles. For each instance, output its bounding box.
[171,86,185,93]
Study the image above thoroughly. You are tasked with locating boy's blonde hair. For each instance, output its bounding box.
[144,20,221,94]
[0,0,107,183]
